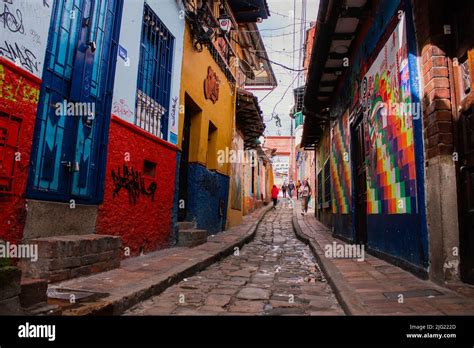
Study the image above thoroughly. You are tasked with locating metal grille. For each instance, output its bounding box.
[136,4,175,139]
[207,41,236,86]
[293,86,305,112]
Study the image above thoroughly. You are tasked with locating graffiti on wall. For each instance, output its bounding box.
[0,0,52,77]
[112,98,134,120]
[0,62,39,195]
[0,63,40,104]
[360,13,417,214]
[330,110,352,214]
[111,164,157,204]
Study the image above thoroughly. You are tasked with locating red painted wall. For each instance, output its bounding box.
[0,58,41,243]
[96,115,177,256]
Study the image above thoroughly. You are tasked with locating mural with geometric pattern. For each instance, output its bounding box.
[361,13,417,214]
[330,109,352,214]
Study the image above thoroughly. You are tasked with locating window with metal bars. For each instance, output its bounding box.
[136,4,175,140]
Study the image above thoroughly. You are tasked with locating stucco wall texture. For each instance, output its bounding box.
[186,163,229,234]
[96,116,177,256]
[0,59,40,244]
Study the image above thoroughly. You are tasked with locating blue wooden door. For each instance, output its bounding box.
[28,0,122,203]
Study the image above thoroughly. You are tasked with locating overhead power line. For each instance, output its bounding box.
[230,36,306,72]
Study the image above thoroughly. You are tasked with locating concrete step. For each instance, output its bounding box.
[20,278,47,309]
[19,234,121,283]
[177,221,195,230]
[178,229,208,248]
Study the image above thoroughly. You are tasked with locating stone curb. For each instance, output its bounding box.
[62,204,274,316]
[291,209,369,315]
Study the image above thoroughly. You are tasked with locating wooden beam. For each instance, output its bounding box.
[323,67,342,74]
[339,7,365,18]
[320,80,337,87]
[327,52,346,60]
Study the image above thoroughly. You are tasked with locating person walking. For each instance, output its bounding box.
[288,181,295,198]
[300,180,312,215]
[282,183,287,198]
[271,185,279,210]
[296,180,301,200]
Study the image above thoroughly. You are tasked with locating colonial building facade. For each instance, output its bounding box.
[302,0,474,285]
[0,0,274,283]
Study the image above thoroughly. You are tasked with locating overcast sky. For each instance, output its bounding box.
[254,0,319,136]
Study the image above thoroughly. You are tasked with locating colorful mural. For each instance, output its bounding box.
[330,110,352,214]
[360,13,417,214]
[0,59,40,243]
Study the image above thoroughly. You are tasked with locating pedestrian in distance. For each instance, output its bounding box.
[271,185,279,210]
[296,180,301,200]
[300,179,312,215]
[282,183,287,198]
[288,181,295,198]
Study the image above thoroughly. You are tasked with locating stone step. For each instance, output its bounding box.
[177,221,195,230]
[0,266,22,315]
[19,234,121,283]
[20,278,48,309]
[178,229,208,248]
[25,303,61,316]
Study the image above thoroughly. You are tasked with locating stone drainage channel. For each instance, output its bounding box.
[125,203,344,315]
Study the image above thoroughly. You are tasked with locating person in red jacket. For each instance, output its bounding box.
[271,185,279,210]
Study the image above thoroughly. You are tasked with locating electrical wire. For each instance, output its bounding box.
[266,72,301,124]
[251,21,312,31]
[230,36,306,72]
[270,10,313,23]
[261,27,311,38]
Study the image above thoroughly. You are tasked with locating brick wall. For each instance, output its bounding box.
[414,0,455,159]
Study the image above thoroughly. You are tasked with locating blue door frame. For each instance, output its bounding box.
[27,0,123,204]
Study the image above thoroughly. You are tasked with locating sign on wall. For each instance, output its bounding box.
[0,0,53,77]
[360,13,418,214]
[204,66,220,103]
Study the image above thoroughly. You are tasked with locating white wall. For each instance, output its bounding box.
[0,0,53,78]
[111,0,185,145]
[295,125,303,147]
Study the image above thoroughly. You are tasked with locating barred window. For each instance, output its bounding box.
[136,4,175,139]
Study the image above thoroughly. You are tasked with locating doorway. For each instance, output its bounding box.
[458,107,474,284]
[27,0,123,203]
[178,94,200,221]
[352,115,368,245]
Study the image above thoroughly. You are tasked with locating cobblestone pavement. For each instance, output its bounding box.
[125,201,344,315]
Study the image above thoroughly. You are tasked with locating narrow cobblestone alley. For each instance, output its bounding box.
[125,201,343,315]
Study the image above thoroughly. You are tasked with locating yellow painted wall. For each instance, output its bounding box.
[179,21,248,228]
[178,23,236,177]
